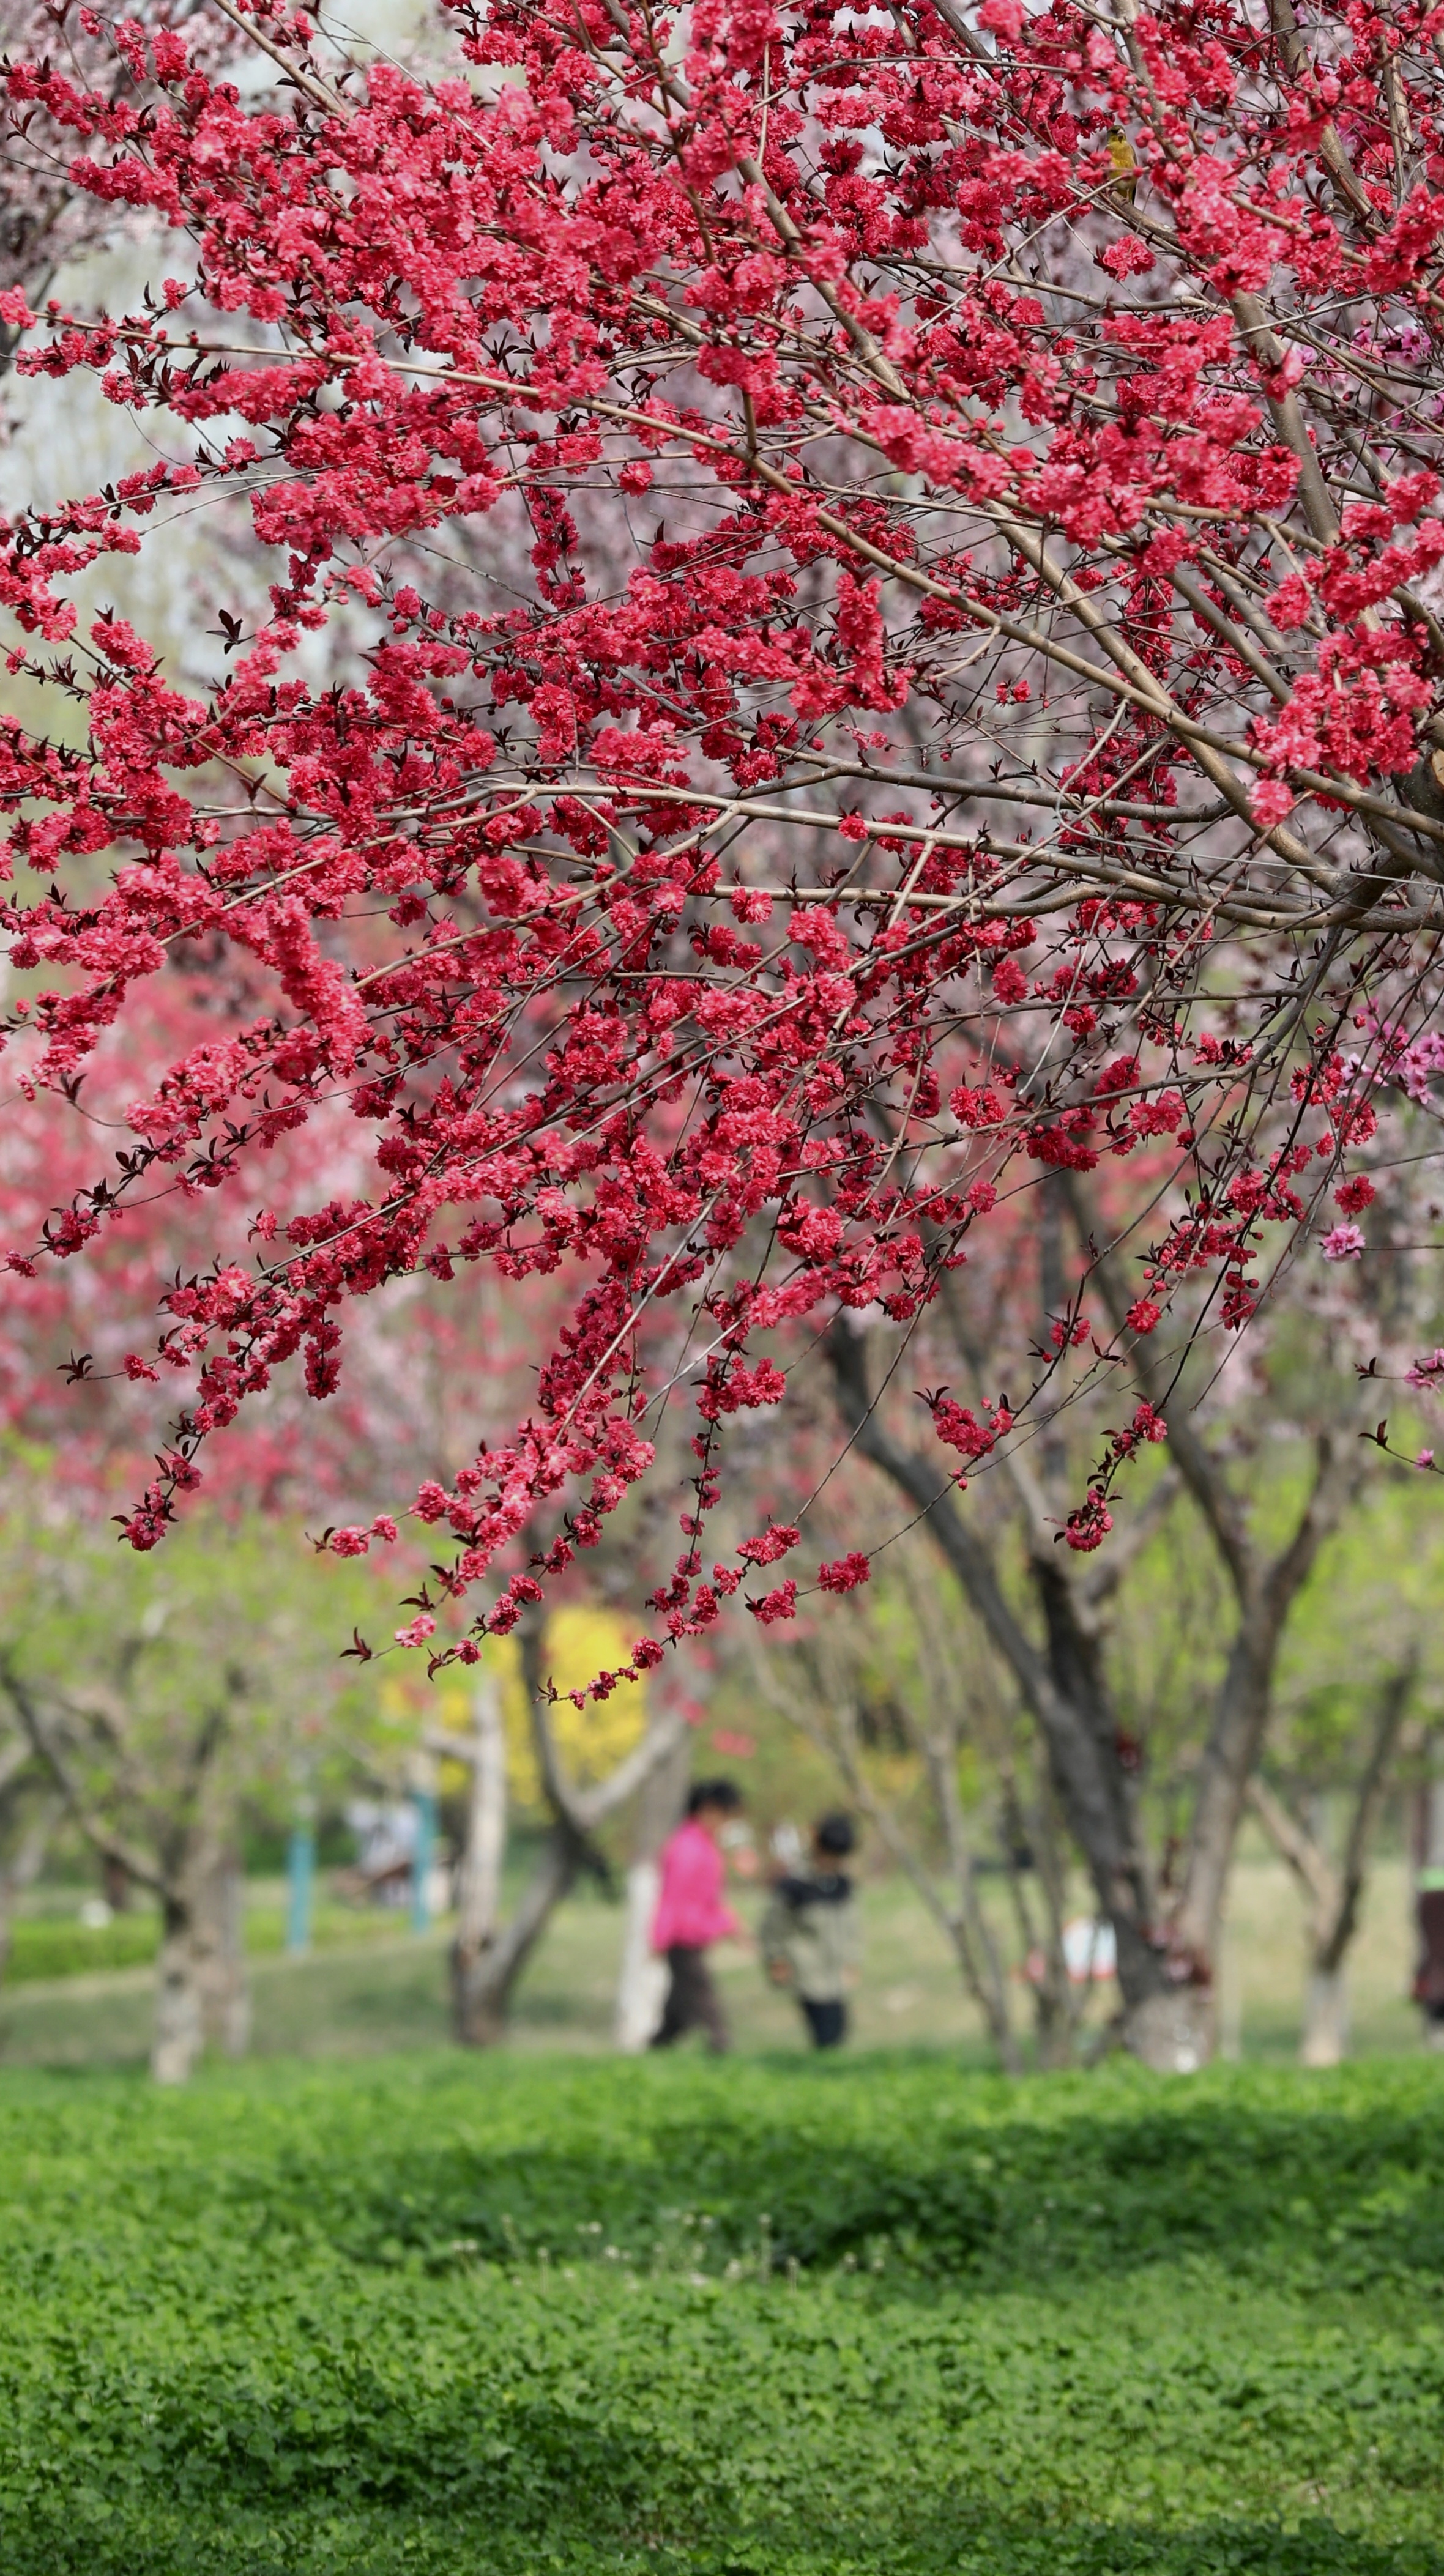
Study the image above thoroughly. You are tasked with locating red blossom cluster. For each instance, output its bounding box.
[2,0,1444,1668]
[0,0,237,349]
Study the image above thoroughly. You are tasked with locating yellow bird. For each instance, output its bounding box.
[1106,130,1139,206]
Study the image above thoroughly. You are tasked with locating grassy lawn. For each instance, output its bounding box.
[4,1885,415,1984]
[0,1847,1421,2069]
[0,2051,1441,2574]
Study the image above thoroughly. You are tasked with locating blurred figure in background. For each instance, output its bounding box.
[762,1812,860,2049]
[1411,1759,1444,2051]
[649,1779,750,2054]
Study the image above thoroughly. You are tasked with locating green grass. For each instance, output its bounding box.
[5,1907,164,1980]
[0,2051,1441,2574]
[4,1890,411,1985]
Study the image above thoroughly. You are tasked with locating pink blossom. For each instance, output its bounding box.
[394,1615,437,1647]
[818,1551,871,1592]
[748,1581,798,1625]
[1251,779,1296,828]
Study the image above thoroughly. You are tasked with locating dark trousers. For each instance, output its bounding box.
[802,1997,847,2049]
[650,1944,729,2053]
[1416,1889,1444,2014]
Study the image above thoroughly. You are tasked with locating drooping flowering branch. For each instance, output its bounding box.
[2,0,1444,1666]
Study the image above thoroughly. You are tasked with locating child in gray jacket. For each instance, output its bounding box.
[760,1813,860,2048]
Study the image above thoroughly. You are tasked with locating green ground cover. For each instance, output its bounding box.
[0,2054,1440,2576]
[4,1893,407,1985]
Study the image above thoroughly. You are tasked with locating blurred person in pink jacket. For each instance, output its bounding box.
[649,1779,750,2053]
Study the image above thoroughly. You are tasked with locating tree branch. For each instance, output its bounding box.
[0,1661,168,1899]
[1247,1771,1337,1920]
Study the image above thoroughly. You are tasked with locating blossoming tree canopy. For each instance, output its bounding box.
[2,0,1444,1672]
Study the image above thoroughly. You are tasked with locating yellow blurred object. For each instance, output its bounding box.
[431,1605,647,1808]
[1106,130,1138,204]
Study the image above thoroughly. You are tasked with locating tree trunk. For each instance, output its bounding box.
[1301,1967,1348,2068]
[615,1723,688,2052]
[1123,1984,1215,2073]
[616,1858,667,2051]
[195,1850,250,2058]
[0,1662,243,2077]
[1251,1660,1412,2067]
[825,1316,1182,2056]
[893,1548,1030,2062]
[1007,1781,1085,2070]
[753,1620,1025,2069]
[450,1676,508,2044]
[454,1830,577,2043]
[1157,1523,1346,2008]
[1061,1173,1366,2044]
[435,1615,688,2046]
[1027,1549,1185,2055]
[152,1893,204,2084]
[155,1822,248,2080]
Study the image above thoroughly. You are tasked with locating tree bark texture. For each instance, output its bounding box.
[149,1839,250,2080]
[615,1722,689,2052]
[452,1830,578,2045]
[1301,1968,1349,2069]
[152,1891,205,2085]
[195,1850,251,2059]
[441,1676,509,2045]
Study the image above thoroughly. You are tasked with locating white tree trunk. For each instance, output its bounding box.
[1301,1965,1348,2068]
[152,1835,248,2081]
[616,1859,668,2052]
[1123,1984,1214,2073]
[196,1854,251,2059]
[456,1676,506,1951]
[451,1675,509,2045]
[152,1909,204,2084]
[613,1721,688,2051]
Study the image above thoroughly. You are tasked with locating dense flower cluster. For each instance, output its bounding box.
[2,0,1444,1665]
[0,0,235,342]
